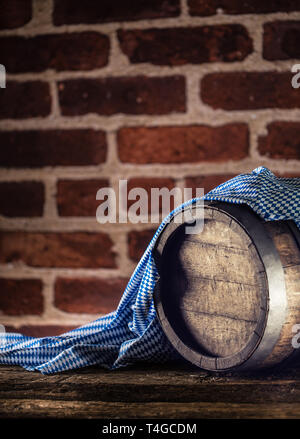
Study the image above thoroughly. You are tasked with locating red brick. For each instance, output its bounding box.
[258,122,300,160]
[53,0,180,25]
[126,178,176,214]
[58,76,185,116]
[188,0,300,16]
[54,277,128,314]
[201,72,300,110]
[0,0,32,29]
[57,179,109,216]
[0,232,116,268]
[0,130,107,168]
[0,81,51,119]
[263,21,300,60]
[5,325,77,337]
[118,25,252,65]
[185,174,236,195]
[0,33,109,73]
[0,278,43,316]
[0,182,44,217]
[128,230,156,262]
[118,124,249,164]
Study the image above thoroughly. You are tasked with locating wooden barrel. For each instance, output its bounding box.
[153,201,300,371]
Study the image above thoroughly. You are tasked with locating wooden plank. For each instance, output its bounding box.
[180,279,263,322]
[189,215,251,249]
[2,364,300,420]
[2,398,300,419]
[178,240,260,284]
[180,311,258,357]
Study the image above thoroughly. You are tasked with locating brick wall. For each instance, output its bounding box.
[0,0,299,337]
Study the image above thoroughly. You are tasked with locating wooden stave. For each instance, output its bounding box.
[153,201,300,371]
[258,220,300,368]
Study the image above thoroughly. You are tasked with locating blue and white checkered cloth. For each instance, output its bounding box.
[0,166,299,374]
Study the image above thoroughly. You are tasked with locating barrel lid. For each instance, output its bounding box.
[153,201,287,371]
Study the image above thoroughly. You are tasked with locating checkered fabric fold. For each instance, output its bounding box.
[0,166,299,374]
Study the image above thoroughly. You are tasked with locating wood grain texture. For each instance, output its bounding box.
[157,203,300,371]
[261,221,300,367]
[163,206,268,366]
[2,399,300,419]
[2,364,300,418]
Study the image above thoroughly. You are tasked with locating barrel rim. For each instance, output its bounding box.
[153,201,287,371]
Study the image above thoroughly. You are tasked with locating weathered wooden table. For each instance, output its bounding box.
[1,361,300,419]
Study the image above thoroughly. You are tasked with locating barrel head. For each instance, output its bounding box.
[154,202,271,371]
